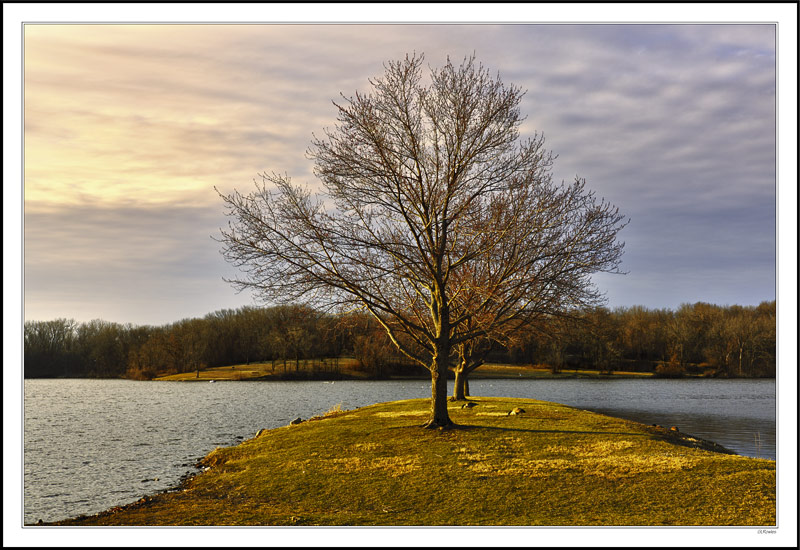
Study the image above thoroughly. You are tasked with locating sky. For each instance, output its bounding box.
[11,16,790,328]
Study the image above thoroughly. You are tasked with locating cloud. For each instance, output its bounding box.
[21,23,778,324]
[23,200,255,324]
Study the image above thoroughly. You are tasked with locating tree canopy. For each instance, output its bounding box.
[218,54,627,427]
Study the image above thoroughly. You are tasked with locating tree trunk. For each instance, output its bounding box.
[424,338,453,428]
[453,365,468,400]
[738,346,744,377]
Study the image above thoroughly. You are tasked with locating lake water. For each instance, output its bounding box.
[22,377,776,525]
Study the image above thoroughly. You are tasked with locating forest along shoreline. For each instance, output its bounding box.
[24,301,777,382]
[42,397,775,527]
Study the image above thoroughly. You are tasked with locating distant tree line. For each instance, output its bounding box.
[23,305,412,380]
[503,301,776,378]
[23,301,775,380]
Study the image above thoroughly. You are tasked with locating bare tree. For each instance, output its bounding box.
[444,175,629,399]
[452,333,494,400]
[218,54,626,428]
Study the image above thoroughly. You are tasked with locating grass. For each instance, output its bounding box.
[154,360,653,382]
[154,358,368,381]
[50,397,775,526]
[470,363,655,379]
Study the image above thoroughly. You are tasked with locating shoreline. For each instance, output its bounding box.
[27,362,775,383]
[34,397,772,527]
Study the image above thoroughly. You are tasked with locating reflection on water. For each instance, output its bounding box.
[23,377,775,524]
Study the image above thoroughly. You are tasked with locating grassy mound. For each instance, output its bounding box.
[53,397,775,526]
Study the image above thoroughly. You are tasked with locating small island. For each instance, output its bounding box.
[49,397,775,526]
